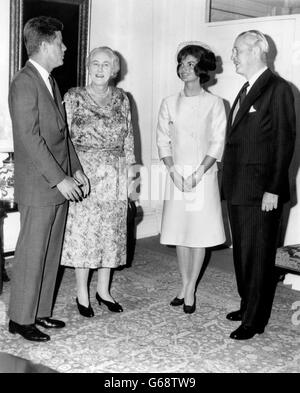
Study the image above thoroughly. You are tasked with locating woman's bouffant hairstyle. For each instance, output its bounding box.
[177,45,216,84]
[87,46,120,79]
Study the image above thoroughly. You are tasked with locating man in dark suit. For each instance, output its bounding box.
[8,16,89,342]
[222,30,295,340]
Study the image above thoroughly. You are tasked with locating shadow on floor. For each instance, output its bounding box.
[0,352,58,373]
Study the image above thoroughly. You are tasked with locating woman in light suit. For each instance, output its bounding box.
[156,42,226,314]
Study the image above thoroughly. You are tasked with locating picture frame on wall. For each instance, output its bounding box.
[9,0,90,96]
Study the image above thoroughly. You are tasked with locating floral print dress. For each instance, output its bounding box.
[61,87,135,268]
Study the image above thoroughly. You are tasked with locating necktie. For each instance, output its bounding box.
[231,81,249,124]
[48,74,59,107]
[48,74,64,134]
[238,81,249,106]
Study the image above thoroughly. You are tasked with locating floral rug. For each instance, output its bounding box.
[0,243,300,373]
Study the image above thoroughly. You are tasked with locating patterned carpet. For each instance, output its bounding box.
[0,239,300,373]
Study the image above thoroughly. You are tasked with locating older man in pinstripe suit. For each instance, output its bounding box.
[222,30,295,340]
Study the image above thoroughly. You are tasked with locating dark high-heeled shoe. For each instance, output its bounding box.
[170,297,184,306]
[76,298,94,318]
[96,292,123,313]
[183,299,196,314]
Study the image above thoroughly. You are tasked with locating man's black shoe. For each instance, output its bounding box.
[226,310,243,321]
[8,320,50,342]
[230,324,264,340]
[36,317,65,329]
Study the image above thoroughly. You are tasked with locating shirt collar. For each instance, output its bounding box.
[29,58,50,83]
[248,66,268,91]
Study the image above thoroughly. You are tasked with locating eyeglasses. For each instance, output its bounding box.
[90,61,112,70]
[232,47,253,57]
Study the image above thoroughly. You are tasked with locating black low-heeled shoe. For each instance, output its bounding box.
[96,292,123,313]
[170,297,184,306]
[76,298,94,318]
[183,300,196,314]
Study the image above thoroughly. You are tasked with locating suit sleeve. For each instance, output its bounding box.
[64,91,83,174]
[267,81,296,195]
[9,75,66,187]
[67,135,83,174]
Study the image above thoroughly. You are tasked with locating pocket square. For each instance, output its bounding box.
[249,106,256,113]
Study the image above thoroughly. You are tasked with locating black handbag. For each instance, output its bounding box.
[127,199,137,224]
[127,199,137,266]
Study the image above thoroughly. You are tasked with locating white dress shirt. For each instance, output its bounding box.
[247,66,268,94]
[29,58,54,98]
[232,66,268,123]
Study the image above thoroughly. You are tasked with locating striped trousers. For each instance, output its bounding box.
[227,203,282,329]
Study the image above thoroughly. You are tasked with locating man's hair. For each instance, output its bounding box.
[23,16,64,57]
[237,30,269,54]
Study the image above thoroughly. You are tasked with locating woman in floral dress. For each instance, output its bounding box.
[61,47,135,317]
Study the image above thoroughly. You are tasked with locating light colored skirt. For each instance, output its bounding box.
[160,171,225,248]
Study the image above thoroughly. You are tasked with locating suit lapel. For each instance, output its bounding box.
[51,76,66,120]
[228,91,240,129]
[26,61,66,125]
[229,69,274,133]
